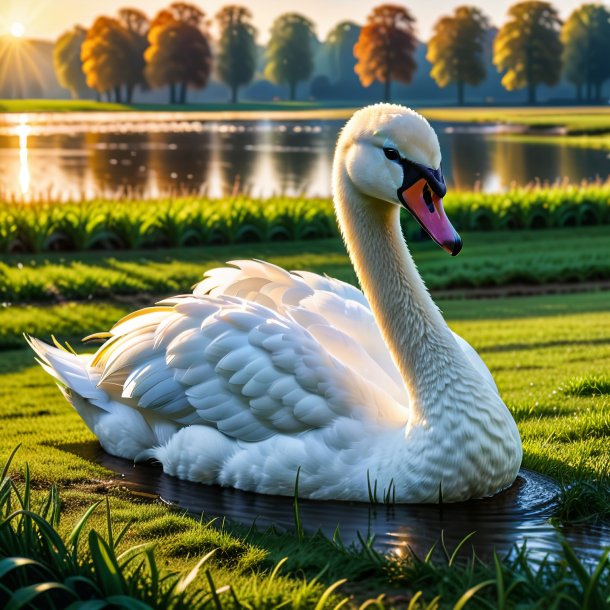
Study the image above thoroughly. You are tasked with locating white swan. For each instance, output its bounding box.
[28,104,522,503]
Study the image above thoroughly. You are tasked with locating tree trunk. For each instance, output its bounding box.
[114,86,122,104]
[594,81,602,103]
[586,80,592,102]
[576,83,582,102]
[179,81,187,104]
[527,83,536,105]
[126,83,134,104]
[457,81,465,106]
[231,84,238,104]
[95,91,101,102]
[384,79,391,102]
[169,83,176,104]
[289,80,297,101]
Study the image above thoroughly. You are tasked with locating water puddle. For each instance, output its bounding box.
[78,445,610,563]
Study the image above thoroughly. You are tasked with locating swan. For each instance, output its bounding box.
[28,104,522,503]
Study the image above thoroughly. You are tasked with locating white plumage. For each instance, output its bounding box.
[29,104,522,502]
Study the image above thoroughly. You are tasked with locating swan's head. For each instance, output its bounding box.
[336,104,462,256]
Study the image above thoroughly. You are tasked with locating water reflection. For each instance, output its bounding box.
[16,116,30,195]
[0,115,608,200]
[84,445,610,564]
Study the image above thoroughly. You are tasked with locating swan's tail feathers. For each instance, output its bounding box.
[25,335,177,461]
[25,335,103,401]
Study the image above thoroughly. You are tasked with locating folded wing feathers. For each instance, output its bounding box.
[38,260,408,445]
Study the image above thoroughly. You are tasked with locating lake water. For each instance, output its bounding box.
[0,111,608,200]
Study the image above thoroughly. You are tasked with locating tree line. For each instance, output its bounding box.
[53,1,610,105]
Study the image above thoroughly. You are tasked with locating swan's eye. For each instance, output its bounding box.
[383,147,400,161]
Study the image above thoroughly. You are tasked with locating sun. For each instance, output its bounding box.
[10,22,25,38]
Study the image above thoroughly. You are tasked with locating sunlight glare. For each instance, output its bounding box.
[10,22,25,38]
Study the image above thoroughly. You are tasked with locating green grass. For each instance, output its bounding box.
[0,98,352,115]
[2,227,609,305]
[496,132,610,151]
[420,106,610,135]
[1,289,609,607]
[2,185,609,255]
[0,99,133,113]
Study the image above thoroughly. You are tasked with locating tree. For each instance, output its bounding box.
[265,13,316,100]
[118,8,150,103]
[215,5,257,103]
[54,26,89,99]
[81,16,133,102]
[561,4,610,102]
[145,3,212,104]
[427,6,490,105]
[354,4,418,102]
[325,21,361,84]
[493,1,562,104]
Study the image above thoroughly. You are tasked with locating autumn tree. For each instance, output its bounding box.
[265,13,316,100]
[118,8,150,103]
[81,16,133,102]
[54,26,88,99]
[561,4,610,102]
[493,1,562,104]
[145,3,212,104]
[427,6,490,105]
[354,4,418,102]
[215,5,257,103]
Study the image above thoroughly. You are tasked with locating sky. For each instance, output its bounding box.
[0,0,596,43]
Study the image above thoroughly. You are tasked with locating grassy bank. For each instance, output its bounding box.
[420,106,610,135]
[1,289,609,607]
[2,100,608,133]
[1,227,609,305]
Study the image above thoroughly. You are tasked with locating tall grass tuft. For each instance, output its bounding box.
[1,181,609,254]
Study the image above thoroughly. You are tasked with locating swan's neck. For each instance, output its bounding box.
[334,173,464,423]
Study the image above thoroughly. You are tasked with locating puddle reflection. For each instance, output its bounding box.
[82,445,610,564]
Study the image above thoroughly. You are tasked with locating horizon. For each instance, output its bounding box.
[0,0,590,44]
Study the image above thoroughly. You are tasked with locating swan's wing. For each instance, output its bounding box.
[452,332,498,394]
[193,260,408,404]
[91,294,409,444]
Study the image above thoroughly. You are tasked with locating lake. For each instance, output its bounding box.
[0,111,608,200]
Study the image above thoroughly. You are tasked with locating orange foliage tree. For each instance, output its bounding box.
[427,6,490,106]
[354,4,418,101]
[145,2,212,104]
[81,16,133,102]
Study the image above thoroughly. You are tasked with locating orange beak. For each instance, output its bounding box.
[399,179,462,256]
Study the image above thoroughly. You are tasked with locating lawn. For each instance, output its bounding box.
[2,227,609,306]
[1,254,609,606]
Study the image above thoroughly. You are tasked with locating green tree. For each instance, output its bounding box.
[81,16,133,102]
[265,13,316,101]
[53,26,88,99]
[215,5,257,103]
[145,2,212,104]
[427,6,490,105]
[561,4,610,102]
[493,1,562,104]
[118,8,150,103]
[354,4,418,102]
[325,21,361,84]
